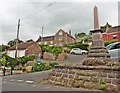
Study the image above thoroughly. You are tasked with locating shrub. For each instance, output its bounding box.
[65,43,89,51]
[18,54,36,66]
[99,84,107,90]
[104,40,117,46]
[0,53,18,67]
[40,45,63,58]
[33,62,58,72]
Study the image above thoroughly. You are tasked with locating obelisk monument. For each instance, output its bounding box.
[94,6,99,30]
[87,6,110,58]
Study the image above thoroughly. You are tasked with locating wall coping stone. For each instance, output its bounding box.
[55,64,120,71]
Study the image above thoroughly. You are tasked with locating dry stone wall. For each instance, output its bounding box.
[46,64,120,92]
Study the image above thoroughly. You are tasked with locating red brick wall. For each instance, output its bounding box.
[25,43,42,56]
[102,32,120,42]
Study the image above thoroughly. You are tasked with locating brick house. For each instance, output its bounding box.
[102,23,120,42]
[7,42,42,58]
[36,29,76,47]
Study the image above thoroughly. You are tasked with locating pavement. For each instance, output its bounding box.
[1,54,100,92]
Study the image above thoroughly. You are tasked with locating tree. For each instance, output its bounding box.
[26,39,35,43]
[0,45,10,52]
[7,39,23,47]
[1,56,6,66]
[100,26,106,33]
[75,32,87,39]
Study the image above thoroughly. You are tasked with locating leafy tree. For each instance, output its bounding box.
[26,39,35,43]
[1,56,6,66]
[0,45,10,52]
[7,39,23,47]
[100,26,106,33]
[75,32,87,39]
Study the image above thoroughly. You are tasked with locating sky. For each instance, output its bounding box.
[0,0,119,45]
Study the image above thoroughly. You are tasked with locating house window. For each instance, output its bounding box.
[59,36,62,41]
[50,41,53,44]
[59,31,63,35]
[59,42,63,46]
[44,42,47,45]
[113,34,117,39]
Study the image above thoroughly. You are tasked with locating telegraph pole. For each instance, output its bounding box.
[41,26,43,44]
[15,19,20,59]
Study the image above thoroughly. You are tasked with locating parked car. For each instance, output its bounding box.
[106,42,120,61]
[70,48,88,55]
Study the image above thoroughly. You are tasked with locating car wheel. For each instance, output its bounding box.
[71,52,75,54]
[82,52,85,55]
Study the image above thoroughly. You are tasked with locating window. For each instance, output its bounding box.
[50,41,53,44]
[44,42,47,45]
[113,34,117,39]
[59,31,63,35]
[59,36,62,41]
[113,43,120,49]
[59,43,63,46]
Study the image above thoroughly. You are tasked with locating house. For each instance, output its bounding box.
[36,36,54,46]
[7,42,42,58]
[102,23,120,42]
[36,29,76,47]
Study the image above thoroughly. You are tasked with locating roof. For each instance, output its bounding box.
[58,29,75,40]
[8,42,34,50]
[36,36,54,42]
[106,26,120,33]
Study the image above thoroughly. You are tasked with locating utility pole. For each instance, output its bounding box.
[41,26,43,45]
[15,19,20,59]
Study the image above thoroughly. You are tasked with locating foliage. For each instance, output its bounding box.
[99,84,107,90]
[40,45,63,58]
[7,39,23,47]
[1,56,6,66]
[33,62,58,72]
[75,32,87,39]
[18,54,36,65]
[65,43,89,51]
[0,53,18,67]
[26,39,35,43]
[104,40,117,46]
[0,45,10,52]
[100,26,106,33]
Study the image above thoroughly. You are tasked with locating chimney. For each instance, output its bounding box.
[69,29,71,36]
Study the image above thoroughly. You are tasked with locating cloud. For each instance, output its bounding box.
[1,1,118,44]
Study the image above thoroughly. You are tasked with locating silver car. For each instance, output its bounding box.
[106,42,120,61]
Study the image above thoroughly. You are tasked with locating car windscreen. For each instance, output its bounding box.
[106,43,116,50]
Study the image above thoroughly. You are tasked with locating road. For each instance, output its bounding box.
[1,54,99,92]
[60,53,87,64]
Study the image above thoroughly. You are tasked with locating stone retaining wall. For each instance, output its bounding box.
[46,64,120,91]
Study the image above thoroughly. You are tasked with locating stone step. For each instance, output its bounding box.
[87,53,110,58]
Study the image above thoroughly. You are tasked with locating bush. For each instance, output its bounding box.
[33,62,58,72]
[65,43,89,51]
[18,54,36,66]
[104,40,117,46]
[0,53,18,67]
[99,84,107,90]
[40,45,63,58]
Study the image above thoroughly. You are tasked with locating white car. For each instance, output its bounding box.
[70,48,88,55]
[106,42,120,61]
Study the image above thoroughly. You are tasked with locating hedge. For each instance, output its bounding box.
[104,40,117,46]
[40,45,63,58]
[65,43,89,50]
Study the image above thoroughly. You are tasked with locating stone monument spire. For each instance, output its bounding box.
[94,6,99,30]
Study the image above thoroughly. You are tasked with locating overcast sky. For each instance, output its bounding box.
[1,0,119,45]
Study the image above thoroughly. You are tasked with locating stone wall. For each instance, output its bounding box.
[46,64,120,92]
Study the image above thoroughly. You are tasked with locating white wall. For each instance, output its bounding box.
[7,50,25,58]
